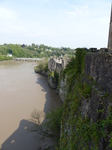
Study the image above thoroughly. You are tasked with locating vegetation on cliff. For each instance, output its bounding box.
[31,108,62,149]
[34,48,112,149]
[34,60,48,74]
[59,49,112,150]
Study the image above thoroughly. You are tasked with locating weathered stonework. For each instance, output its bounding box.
[48,57,69,74]
[48,57,69,98]
[85,52,112,93]
[48,58,56,72]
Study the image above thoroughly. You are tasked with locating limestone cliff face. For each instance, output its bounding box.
[48,76,57,89]
[80,85,111,122]
[85,52,112,93]
[48,57,69,98]
[62,83,112,150]
[59,77,67,102]
[60,52,112,150]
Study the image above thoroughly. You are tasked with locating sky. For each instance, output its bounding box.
[0,0,111,48]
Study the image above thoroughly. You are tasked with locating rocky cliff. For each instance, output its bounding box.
[48,57,68,100]
[59,50,112,150]
[35,50,112,149]
[59,76,67,102]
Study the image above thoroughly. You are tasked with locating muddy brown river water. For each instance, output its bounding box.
[0,60,62,150]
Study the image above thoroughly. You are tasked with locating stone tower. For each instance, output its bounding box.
[108,4,112,49]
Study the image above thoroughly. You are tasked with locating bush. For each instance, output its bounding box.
[0,55,12,61]
[34,61,48,72]
[31,108,63,148]
[43,108,62,145]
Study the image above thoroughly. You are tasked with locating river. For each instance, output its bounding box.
[0,60,62,150]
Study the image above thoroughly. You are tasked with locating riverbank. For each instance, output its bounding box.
[34,61,64,149]
[0,55,12,61]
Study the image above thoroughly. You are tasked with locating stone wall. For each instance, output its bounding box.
[48,58,56,72]
[56,63,63,74]
[48,57,69,74]
[85,52,112,93]
[48,57,69,95]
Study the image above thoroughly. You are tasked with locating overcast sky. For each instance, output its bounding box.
[0,0,111,48]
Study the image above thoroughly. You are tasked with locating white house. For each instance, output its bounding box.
[7,54,12,57]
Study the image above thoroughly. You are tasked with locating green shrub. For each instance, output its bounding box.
[43,108,63,146]
[0,55,12,61]
[75,48,87,75]
[35,61,48,72]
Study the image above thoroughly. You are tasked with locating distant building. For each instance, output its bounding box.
[7,54,12,57]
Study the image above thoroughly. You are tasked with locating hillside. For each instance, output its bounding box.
[0,44,74,60]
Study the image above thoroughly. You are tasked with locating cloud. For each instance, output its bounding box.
[0,7,26,35]
[68,5,89,17]
[0,7,17,20]
[0,0,110,48]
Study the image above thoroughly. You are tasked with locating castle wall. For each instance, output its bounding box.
[85,52,112,93]
[55,63,63,74]
[48,58,56,71]
[48,57,67,74]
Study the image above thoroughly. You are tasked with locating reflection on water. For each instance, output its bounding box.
[0,60,62,149]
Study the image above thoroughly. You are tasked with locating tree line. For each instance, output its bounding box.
[0,43,75,59]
